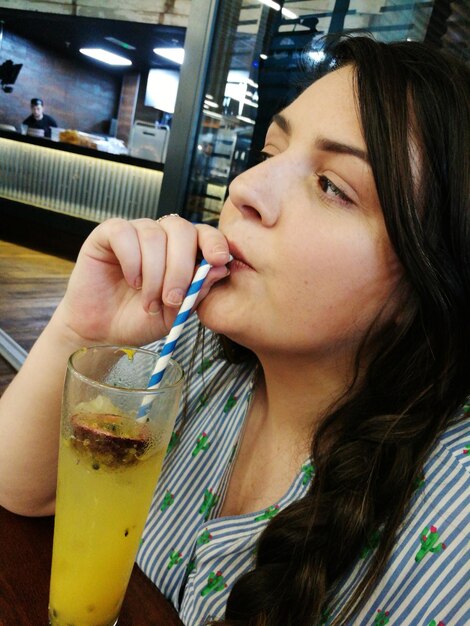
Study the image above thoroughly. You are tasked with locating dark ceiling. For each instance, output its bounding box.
[0,8,186,73]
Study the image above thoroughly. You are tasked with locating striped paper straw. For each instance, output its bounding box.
[137,259,212,420]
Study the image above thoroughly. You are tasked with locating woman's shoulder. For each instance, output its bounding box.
[433,402,470,476]
[342,406,470,625]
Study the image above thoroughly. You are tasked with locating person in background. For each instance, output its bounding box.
[0,36,469,626]
[22,97,57,138]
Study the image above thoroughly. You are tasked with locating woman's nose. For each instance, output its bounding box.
[227,160,281,227]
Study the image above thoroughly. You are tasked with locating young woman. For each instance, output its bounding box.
[0,36,469,625]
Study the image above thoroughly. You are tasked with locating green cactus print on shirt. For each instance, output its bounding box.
[192,432,211,457]
[254,505,279,521]
[199,489,219,520]
[413,472,426,491]
[415,525,446,562]
[160,490,175,512]
[301,461,315,485]
[374,609,390,625]
[196,392,209,413]
[167,431,180,454]
[223,394,237,413]
[167,550,183,569]
[360,529,381,559]
[197,529,213,546]
[201,571,227,597]
[197,358,215,374]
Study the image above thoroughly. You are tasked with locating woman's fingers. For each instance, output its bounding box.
[194,264,230,305]
[132,220,168,315]
[140,217,230,314]
[82,218,144,289]
[195,223,231,267]
[82,217,230,324]
[154,216,198,310]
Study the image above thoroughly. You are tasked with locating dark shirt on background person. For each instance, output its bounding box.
[22,98,57,138]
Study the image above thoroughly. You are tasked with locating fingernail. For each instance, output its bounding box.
[213,246,230,258]
[134,276,142,290]
[166,288,184,306]
[148,300,161,316]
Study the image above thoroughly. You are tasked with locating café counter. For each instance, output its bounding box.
[0,131,164,225]
[0,503,183,625]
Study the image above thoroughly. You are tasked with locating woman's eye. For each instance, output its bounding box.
[318,175,353,207]
[257,150,272,162]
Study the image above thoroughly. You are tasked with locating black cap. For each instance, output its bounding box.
[30,98,43,106]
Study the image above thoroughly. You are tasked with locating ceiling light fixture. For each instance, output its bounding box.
[204,111,222,120]
[282,8,298,19]
[236,115,255,125]
[257,0,298,19]
[153,47,185,65]
[258,0,280,10]
[79,48,132,66]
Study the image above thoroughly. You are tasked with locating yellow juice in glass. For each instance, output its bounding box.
[49,412,165,626]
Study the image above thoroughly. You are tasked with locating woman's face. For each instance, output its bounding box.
[198,65,403,365]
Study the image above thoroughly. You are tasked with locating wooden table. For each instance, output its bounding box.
[0,504,183,625]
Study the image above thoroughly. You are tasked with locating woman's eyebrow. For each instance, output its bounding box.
[315,137,369,163]
[271,112,292,135]
[271,112,368,164]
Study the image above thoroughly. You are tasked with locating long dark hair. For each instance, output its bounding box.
[211,36,470,625]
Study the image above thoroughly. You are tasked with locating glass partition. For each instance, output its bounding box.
[0,9,185,166]
[182,0,469,224]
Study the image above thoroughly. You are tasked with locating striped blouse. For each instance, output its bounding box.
[136,317,470,625]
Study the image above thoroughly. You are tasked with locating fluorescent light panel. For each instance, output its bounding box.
[80,48,132,66]
[282,7,298,19]
[153,47,185,65]
[258,0,281,10]
[237,115,255,124]
[204,111,222,120]
[257,0,298,18]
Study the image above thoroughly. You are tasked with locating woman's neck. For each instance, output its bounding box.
[253,350,356,446]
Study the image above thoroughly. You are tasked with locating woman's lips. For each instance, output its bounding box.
[229,258,253,272]
[228,243,254,270]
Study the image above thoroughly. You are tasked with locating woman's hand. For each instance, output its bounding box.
[57,217,231,347]
[0,214,231,515]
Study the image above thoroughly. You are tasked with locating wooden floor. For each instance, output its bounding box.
[0,239,74,395]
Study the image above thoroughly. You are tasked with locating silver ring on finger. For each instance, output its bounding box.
[156,213,180,224]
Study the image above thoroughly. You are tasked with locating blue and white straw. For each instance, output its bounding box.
[137,259,213,420]
[149,258,212,388]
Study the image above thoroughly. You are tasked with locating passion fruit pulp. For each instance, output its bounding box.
[70,413,152,467]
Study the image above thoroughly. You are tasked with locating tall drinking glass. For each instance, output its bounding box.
[48,345,184,626]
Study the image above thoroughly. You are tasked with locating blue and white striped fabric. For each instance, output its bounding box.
[136,316,470,626]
